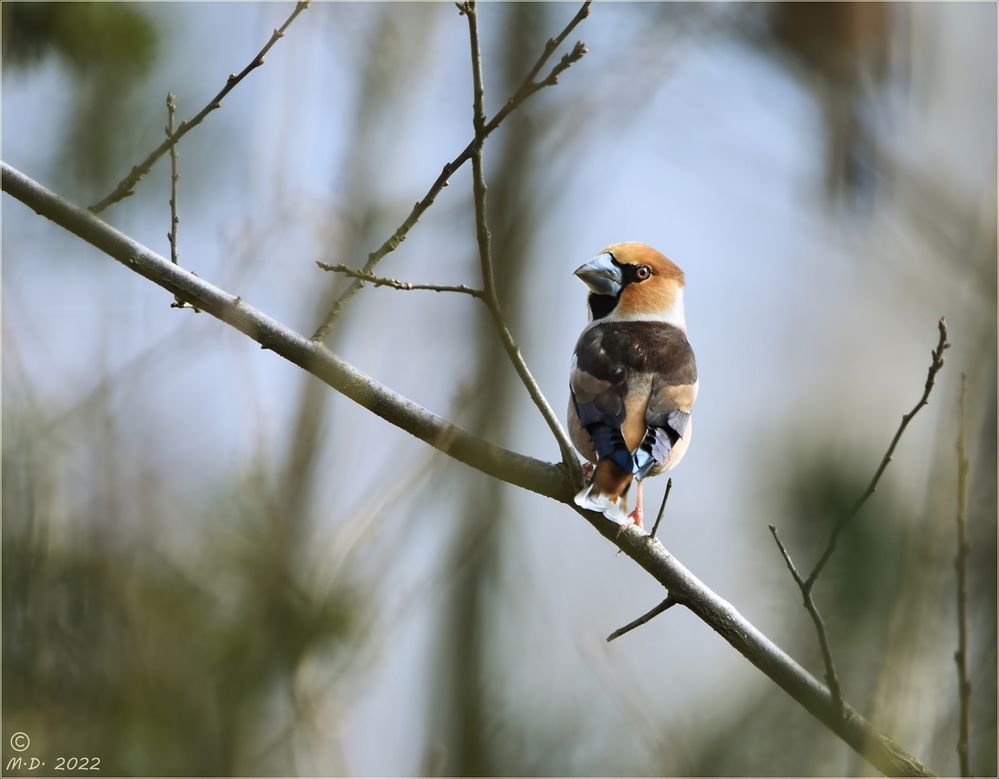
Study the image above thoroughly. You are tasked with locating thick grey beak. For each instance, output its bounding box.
[574,252,622,296]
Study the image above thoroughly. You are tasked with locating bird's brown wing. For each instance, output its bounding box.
[570,327,631,475]
[571,321,696,478]
[636,334,697,477]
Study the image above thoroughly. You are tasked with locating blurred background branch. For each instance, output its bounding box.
[953,373,972,777]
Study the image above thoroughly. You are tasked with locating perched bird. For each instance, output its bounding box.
[567,242,697,529]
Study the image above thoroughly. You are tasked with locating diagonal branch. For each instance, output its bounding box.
[518,1,591,86]
[8,161,568,502]
[462,0,580,474]
[310,1,590,342]
[88,1,309,214]
[1,160,936,777]
[805,319,950,589]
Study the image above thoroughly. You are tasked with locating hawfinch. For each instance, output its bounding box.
[567,242,698,528]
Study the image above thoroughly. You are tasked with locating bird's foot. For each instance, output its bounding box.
[581,462,595,483]
[576,485,631,528]
[627,505,644,529]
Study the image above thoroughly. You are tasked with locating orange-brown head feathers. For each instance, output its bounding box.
[600,242,685,287]
[575,241,687,329]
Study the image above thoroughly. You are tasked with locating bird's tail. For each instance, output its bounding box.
[574,459,633,525]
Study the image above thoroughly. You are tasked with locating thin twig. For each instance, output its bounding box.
[315,261,484,298]
[649,477,673,540]
[606,594,678,643]
[462,0,579,474]
[464,0,493,295]
[954,372,971,777]
[88,1,310,213]
[165,93,191,310]
[310,1,590,342]
[805,318,950,589]
[2,160,938,776]
[769,524,845,717]
[518,2,590,85]
[166,93,179,266]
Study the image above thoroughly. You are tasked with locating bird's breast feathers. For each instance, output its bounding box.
[573,321,696,387]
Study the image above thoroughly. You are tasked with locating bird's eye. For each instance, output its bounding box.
[635,265,651,281]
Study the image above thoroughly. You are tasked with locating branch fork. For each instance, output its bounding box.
[310,1,592,342]
[766,319,950,721]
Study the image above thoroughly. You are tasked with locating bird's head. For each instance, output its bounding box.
[574,242,687,329]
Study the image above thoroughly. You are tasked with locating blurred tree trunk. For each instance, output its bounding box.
[232,9,439,771]
[430,5,547,775]
[277,6,422,527]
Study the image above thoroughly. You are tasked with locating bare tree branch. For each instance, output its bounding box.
[769,524,845,717]
[88,1,310,214]
[6,162,566,501]
[516,1,591,86]
[606,594,678,643]
[166,93,179,267]
[1,160,937,777]
[805,319,950,589]
[463,0,493,292]
[462,0,580,474]
[767,319,949,723]
[649,477,673,540]
[309,1,590,342]
[165,92,192,311]
[954,372,972,777]
[316,261,484,298]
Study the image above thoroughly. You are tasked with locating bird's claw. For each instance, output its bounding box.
[627,506,644,529]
